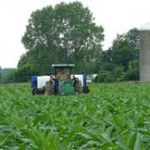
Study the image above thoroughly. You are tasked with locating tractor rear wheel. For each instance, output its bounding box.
[32,88,37,95]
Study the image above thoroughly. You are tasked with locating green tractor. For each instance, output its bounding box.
[31,64,90,95]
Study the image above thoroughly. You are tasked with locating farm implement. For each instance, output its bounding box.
[31,64,89,95]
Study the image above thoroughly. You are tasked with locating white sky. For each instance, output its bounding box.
[0,0,150,68]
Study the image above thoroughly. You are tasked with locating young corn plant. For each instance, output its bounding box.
[0,83,150,149]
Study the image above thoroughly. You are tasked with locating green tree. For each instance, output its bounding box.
[112,37,135,70]
[0,68,16,83]
[100,49,115,71]
[15,64,34,82]
[126,28,139,51]
[21,2,104,74]
[126,60,139,80]
[99,28,139,82]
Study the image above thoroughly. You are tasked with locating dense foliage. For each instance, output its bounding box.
[96,28,139,83]
[0,83,149,149]
[1,2,140,83]
[1,27,140,83]
[20,1,104,75]
[0,68,16,83]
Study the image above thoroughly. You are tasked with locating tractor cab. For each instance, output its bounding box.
[51,64,75,95]
[51,63,89,95]
[52,64,75,79]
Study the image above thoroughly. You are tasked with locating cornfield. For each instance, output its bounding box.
[0,83,150,149]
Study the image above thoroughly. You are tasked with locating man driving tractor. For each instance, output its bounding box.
[72,74,82,93]
[57,67,69,81]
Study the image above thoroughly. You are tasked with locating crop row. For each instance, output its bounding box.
[0,83,150,149]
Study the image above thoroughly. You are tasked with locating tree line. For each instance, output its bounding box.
[0,2,140,83]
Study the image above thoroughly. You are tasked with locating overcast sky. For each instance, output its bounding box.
[0,0,150,68]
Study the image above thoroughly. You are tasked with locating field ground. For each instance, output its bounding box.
[0,83,150,149]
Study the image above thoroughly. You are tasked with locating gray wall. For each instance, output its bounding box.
[140,31,150,81]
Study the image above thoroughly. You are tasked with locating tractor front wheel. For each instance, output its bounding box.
[83,86,90,93]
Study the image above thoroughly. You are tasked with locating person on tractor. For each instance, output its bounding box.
[57,68,69,81]
[72,75,82,93]
[53,75,59,95]
[45,75,55,95]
